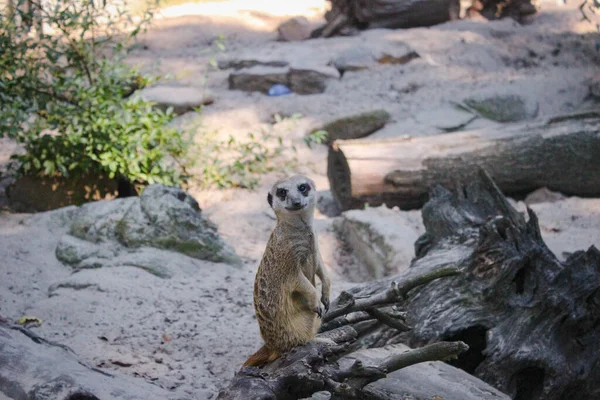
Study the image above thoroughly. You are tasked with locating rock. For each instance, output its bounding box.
[313,109,390,143]
[414,106,477,132]
[332,47,374,73]
[277,16,312,41]
[135,85,214,115]
[228,66,290,94]
[288,67,339,95]
[118,185,239,264]
[524,187,567,205]
[55,234,117,266]
[463,94,538,122]
[333,205,424,280]
[355,345,511,400]
[69,197,135,243]
[228,66,339,95]
[376,50,420,65]
[0,322,180,400]
[56,184,242,276]
[217,59,288,70]
[332,43,419,74]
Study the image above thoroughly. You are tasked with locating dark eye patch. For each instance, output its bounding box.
[276,188,287,200]
[298,183,310,196]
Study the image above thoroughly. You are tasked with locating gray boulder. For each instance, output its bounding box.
[0,322,181,400]
[56,185,241,277]
[117,185,235,263]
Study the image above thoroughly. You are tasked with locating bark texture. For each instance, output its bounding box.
[334,169,600,399]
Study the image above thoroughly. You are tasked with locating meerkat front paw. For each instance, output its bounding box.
[313,306,323,318]
[321,295,330,313]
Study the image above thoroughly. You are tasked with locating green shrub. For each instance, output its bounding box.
[0,0,192,187]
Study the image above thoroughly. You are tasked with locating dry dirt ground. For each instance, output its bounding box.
[1,1,600,399]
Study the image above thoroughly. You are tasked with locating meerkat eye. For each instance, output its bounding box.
[298,183,309,194]
[276,188,287,200]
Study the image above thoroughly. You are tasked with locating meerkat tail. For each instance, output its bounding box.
[242,345,280,367]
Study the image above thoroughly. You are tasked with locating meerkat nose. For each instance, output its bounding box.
[293,200,302,207]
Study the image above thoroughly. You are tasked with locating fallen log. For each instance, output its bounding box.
[328,111,600,211]
[314,0,461,37]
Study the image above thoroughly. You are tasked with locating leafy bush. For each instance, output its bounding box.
[190,113,300,190]
[0,0,192,187]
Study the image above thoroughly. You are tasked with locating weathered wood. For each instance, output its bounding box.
[336,169,600,399]
[216,268,471,399]
[315,0,461,37]
[328,112,600,211]
[467,0,538,21]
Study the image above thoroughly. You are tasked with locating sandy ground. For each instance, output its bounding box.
[1,1,599,399]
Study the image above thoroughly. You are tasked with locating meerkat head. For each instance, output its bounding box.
[267,175,316,219]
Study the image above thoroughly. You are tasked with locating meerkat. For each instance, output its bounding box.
[243,175,332,367]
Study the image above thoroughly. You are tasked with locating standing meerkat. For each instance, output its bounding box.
[243,175,332,367]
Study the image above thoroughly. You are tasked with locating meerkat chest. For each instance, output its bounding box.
[280,231,318,274]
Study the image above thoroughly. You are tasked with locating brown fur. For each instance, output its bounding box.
[243,175,331,367]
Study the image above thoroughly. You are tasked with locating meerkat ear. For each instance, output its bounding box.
[267,193,273,207]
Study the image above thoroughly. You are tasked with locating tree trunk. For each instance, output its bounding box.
[314,0,460,37]
[218,169,600,399]
[328,111,600,211]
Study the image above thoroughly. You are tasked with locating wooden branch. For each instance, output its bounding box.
[321,13,348,38]
[323,266,460,322]
[366,307,411,332]
[380,341,468,371]
[319,311,374,332]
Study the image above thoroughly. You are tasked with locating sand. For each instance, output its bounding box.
[1,1,599,398]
